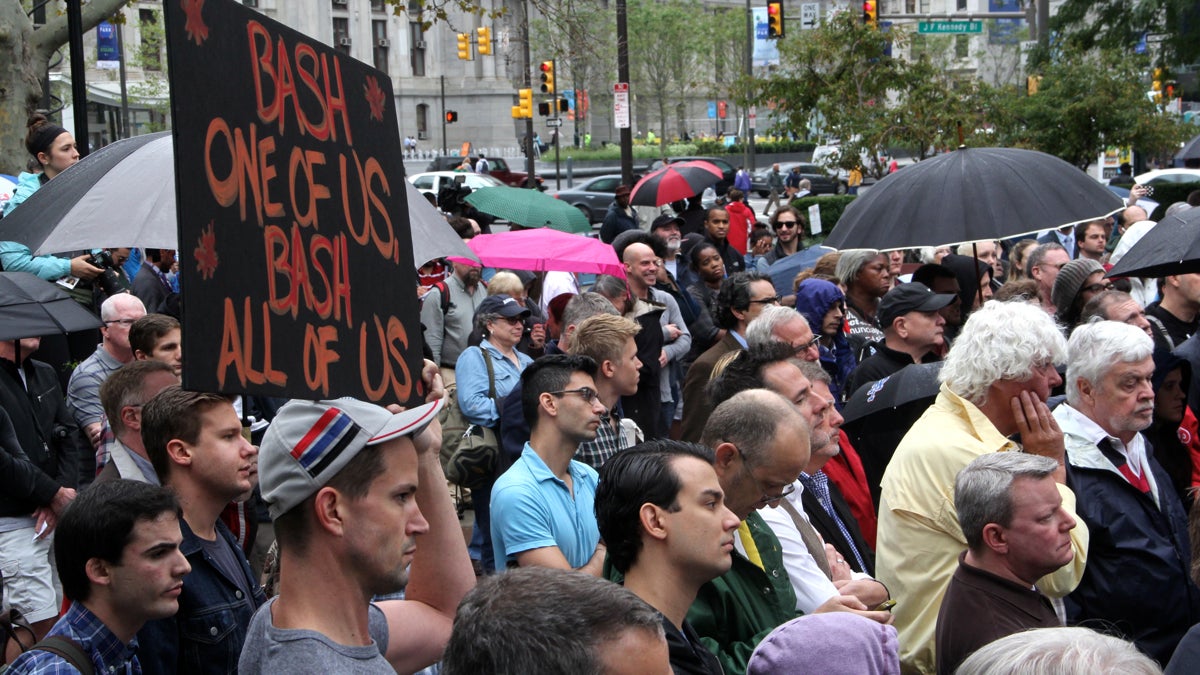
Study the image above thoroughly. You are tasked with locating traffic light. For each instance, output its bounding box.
[456,33,471,60]
[767,2,784,39]
[863,0,877,28]
[1153,68,1164,104]
[445,110,458,123]
[1026,75,1041,96]
[538,101,551,117]
[512,88,533,119]
[539,60,555,94]
[477,26,491,56]
[558,97,569,113]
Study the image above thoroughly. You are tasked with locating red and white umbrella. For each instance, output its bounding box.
[630,160,724,207]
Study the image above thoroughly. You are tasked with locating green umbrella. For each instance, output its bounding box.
[463,186,592,234]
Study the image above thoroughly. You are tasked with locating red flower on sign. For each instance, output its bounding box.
[182,0,209,46]
[195,222,219,280]
[365,76,386,122]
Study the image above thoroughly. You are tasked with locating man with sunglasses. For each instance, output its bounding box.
[763,207,805,268]
[491,355,609,575]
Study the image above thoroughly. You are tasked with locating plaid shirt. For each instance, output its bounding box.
[7,601,141,675]
[573,408,627,469]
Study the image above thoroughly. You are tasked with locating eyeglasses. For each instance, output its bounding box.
[1082,282,1115,294]
[749,296,782,306]
[750,476,797,508]
[104,318,137,327]
[774,220,798,230]
[550,387,600,404]
[796,335,821,354]
[494,316,524,325]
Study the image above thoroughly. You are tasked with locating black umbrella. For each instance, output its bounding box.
[0,272,104,341]
[1174,133,1200,164]
[1105,206,1200,278]
[823,147,1125,251]
[841,361,944,424]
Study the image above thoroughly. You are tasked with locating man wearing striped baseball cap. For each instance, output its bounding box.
[241,394,476,674]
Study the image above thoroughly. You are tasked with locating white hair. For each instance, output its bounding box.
[99,293,146,322]
[940,300,1067,406]
[1064,319,1154,407]
[954,627,1161,675]
[746,305,805,350]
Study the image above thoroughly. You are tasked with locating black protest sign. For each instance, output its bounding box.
[164,0,425,406]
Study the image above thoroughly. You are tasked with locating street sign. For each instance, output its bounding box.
[546,117,562,127]
[800,3,818,30]
[918,20,982,34]
[614,82,630,129]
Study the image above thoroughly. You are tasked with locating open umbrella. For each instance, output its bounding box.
[463,186,591,233]
[1106,206,1200,278]
[823,147,1125,251]
[766,246,836,296]
[0,272,105,341]
[449,228,625,277]
[1175,133,1200,164]
[0,132,476,266]
[630,160,724,207]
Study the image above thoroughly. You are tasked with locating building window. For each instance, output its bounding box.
[242,0,258,6]
[956,0,968,9]
[139,9,162,71]
[416,103,428,141]
[332,0,349,9]
[410,22,426,77]
[372,20,388,72]
[371,0,385,10]
[955,34,969,59]
[334,17,351,54]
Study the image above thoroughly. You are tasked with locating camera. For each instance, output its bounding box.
[87,249,128,297]
[437,181,474,216]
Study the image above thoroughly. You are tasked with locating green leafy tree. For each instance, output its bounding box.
[1049,0,1200,69]
[985,46,1189,169]
[627,0,709,151]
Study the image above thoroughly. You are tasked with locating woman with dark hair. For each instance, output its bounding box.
[1148,349,1198,511]
[683,240,725,358]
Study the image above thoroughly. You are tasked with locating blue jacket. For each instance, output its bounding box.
[137,519,266,674]
[1064,435,1200,665]
[0,173,74,281]
[794,278,856,404]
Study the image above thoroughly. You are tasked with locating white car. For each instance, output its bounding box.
[1133,168,1200,185]
[407,171,505,199]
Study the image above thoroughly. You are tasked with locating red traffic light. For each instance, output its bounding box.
[445,110,458,123]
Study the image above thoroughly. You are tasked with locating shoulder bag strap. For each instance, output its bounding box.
[32,635,96,675]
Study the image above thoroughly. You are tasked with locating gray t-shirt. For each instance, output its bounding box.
[238,597,391,674]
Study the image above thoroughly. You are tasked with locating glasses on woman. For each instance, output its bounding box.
[1081,282,1115,294]
[495,316,524,325]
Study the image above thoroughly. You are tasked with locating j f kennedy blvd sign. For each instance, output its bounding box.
[918,21,983,34]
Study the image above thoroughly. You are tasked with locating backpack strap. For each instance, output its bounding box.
[1146,314,1175,350]
[480,346,498,400]
[31,635,96,675]
[434,280,451,317]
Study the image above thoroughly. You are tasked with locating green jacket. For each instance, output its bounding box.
[686,512,799,675]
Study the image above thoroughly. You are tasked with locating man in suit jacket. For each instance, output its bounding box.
[1037,226,1077,260]
[680,272,779,442]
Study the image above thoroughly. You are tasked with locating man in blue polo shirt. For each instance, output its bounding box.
[491,355,608,575]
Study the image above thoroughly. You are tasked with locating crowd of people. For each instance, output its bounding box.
[4,107,1200,674]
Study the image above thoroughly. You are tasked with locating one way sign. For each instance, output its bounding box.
[800,3,818,29]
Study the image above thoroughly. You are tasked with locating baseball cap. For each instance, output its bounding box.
[877,282,957,330]
[477,293,532,319]
[259,396,444,519]
[651,214,685,232]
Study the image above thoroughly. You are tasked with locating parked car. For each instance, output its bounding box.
[551,174,626,224]
[424,156,544,189]
[1133,168,1200,185]
[408,171,505,201]
[751,162,845,197]
[646,156,738,196]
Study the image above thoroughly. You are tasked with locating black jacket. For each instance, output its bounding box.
[0,356,81,516]
[802,475,875,576]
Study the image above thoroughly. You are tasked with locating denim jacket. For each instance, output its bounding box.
[137,519,265,674]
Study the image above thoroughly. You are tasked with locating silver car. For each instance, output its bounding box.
[551,174,625,223]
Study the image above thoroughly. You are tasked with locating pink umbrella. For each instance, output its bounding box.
[448,229,626,278]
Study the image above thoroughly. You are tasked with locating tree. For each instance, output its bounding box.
[984,46,1189,170]
[627,0,708,151]
[0,0,131,173]
[758,12,982,177]
[1049,0,1200,68]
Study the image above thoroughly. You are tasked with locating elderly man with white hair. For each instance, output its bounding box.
[874,300,1089,674]
[1053,320,1200,665]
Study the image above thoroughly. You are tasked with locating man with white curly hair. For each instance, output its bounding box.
[874,300,1090,674]
[1053,320,1200,665]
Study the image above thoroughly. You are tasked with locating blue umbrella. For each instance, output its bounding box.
[767,246,835,296]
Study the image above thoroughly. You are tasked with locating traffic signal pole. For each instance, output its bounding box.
[441,75,447,156]
[522,0,536,187]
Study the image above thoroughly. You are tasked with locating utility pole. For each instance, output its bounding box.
[616,0,633,186]
[522,0,536,186]
[67,0,89,156]
[440,75,447,156]
[744,0,755,171]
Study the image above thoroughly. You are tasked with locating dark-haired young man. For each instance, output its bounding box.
[596,441,736,675]
[137,386,265,674]
[491,354,608,574]
[8,480,190,674]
